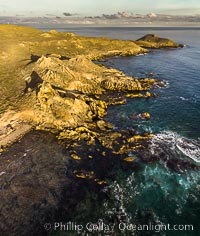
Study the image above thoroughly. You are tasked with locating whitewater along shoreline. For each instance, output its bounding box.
[0,25,184,235]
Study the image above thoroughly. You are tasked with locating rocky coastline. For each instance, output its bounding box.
[0,25,183,235]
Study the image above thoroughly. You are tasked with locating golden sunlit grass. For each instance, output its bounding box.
[0,24,147,113]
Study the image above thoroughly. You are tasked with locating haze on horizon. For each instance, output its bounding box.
[0,0,200,16]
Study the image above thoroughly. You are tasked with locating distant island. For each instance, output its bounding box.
[0,12,200,27]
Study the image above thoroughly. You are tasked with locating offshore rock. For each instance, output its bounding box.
[123,156,136,162]
[135,34,184,48]
[141,112,151,119]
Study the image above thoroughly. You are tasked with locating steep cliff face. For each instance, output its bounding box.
[135,34,184,48]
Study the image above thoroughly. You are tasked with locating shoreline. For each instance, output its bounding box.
[0,24,186,235]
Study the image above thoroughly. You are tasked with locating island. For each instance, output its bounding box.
[0,25,182,235]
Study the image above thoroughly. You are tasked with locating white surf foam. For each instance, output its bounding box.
[179,96,189,101]
[176,137,200,162]
[151,131,200,163]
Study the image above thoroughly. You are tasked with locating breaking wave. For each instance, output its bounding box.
[150,131,200,163]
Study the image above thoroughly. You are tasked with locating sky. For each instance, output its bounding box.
[0,0,200,16]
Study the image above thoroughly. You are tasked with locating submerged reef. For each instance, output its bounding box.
[0,25,184,235]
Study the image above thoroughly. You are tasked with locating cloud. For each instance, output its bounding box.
[102,13,119,19]
[102,12,133,19]
[86,12,131,19]
[85,11,200,22]
[63,12,73,16]
[1,11,200,26]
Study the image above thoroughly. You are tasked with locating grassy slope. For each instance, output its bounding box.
[0,24,146,113]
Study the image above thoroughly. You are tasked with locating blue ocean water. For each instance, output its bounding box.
[46,27,200,235]
[50,27,200,138]
[44,26,200,138]
[104,39,200,140]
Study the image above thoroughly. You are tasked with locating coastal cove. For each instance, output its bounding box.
[0,26,200,235]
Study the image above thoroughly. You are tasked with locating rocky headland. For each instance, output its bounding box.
[0,25,181,149]
[0,25,183,235]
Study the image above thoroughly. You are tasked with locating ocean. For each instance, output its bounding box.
[2,27,199,235]
[42,27,199,235]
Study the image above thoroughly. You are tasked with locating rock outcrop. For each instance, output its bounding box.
[21,55,155,138]
[135,34,184,48]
